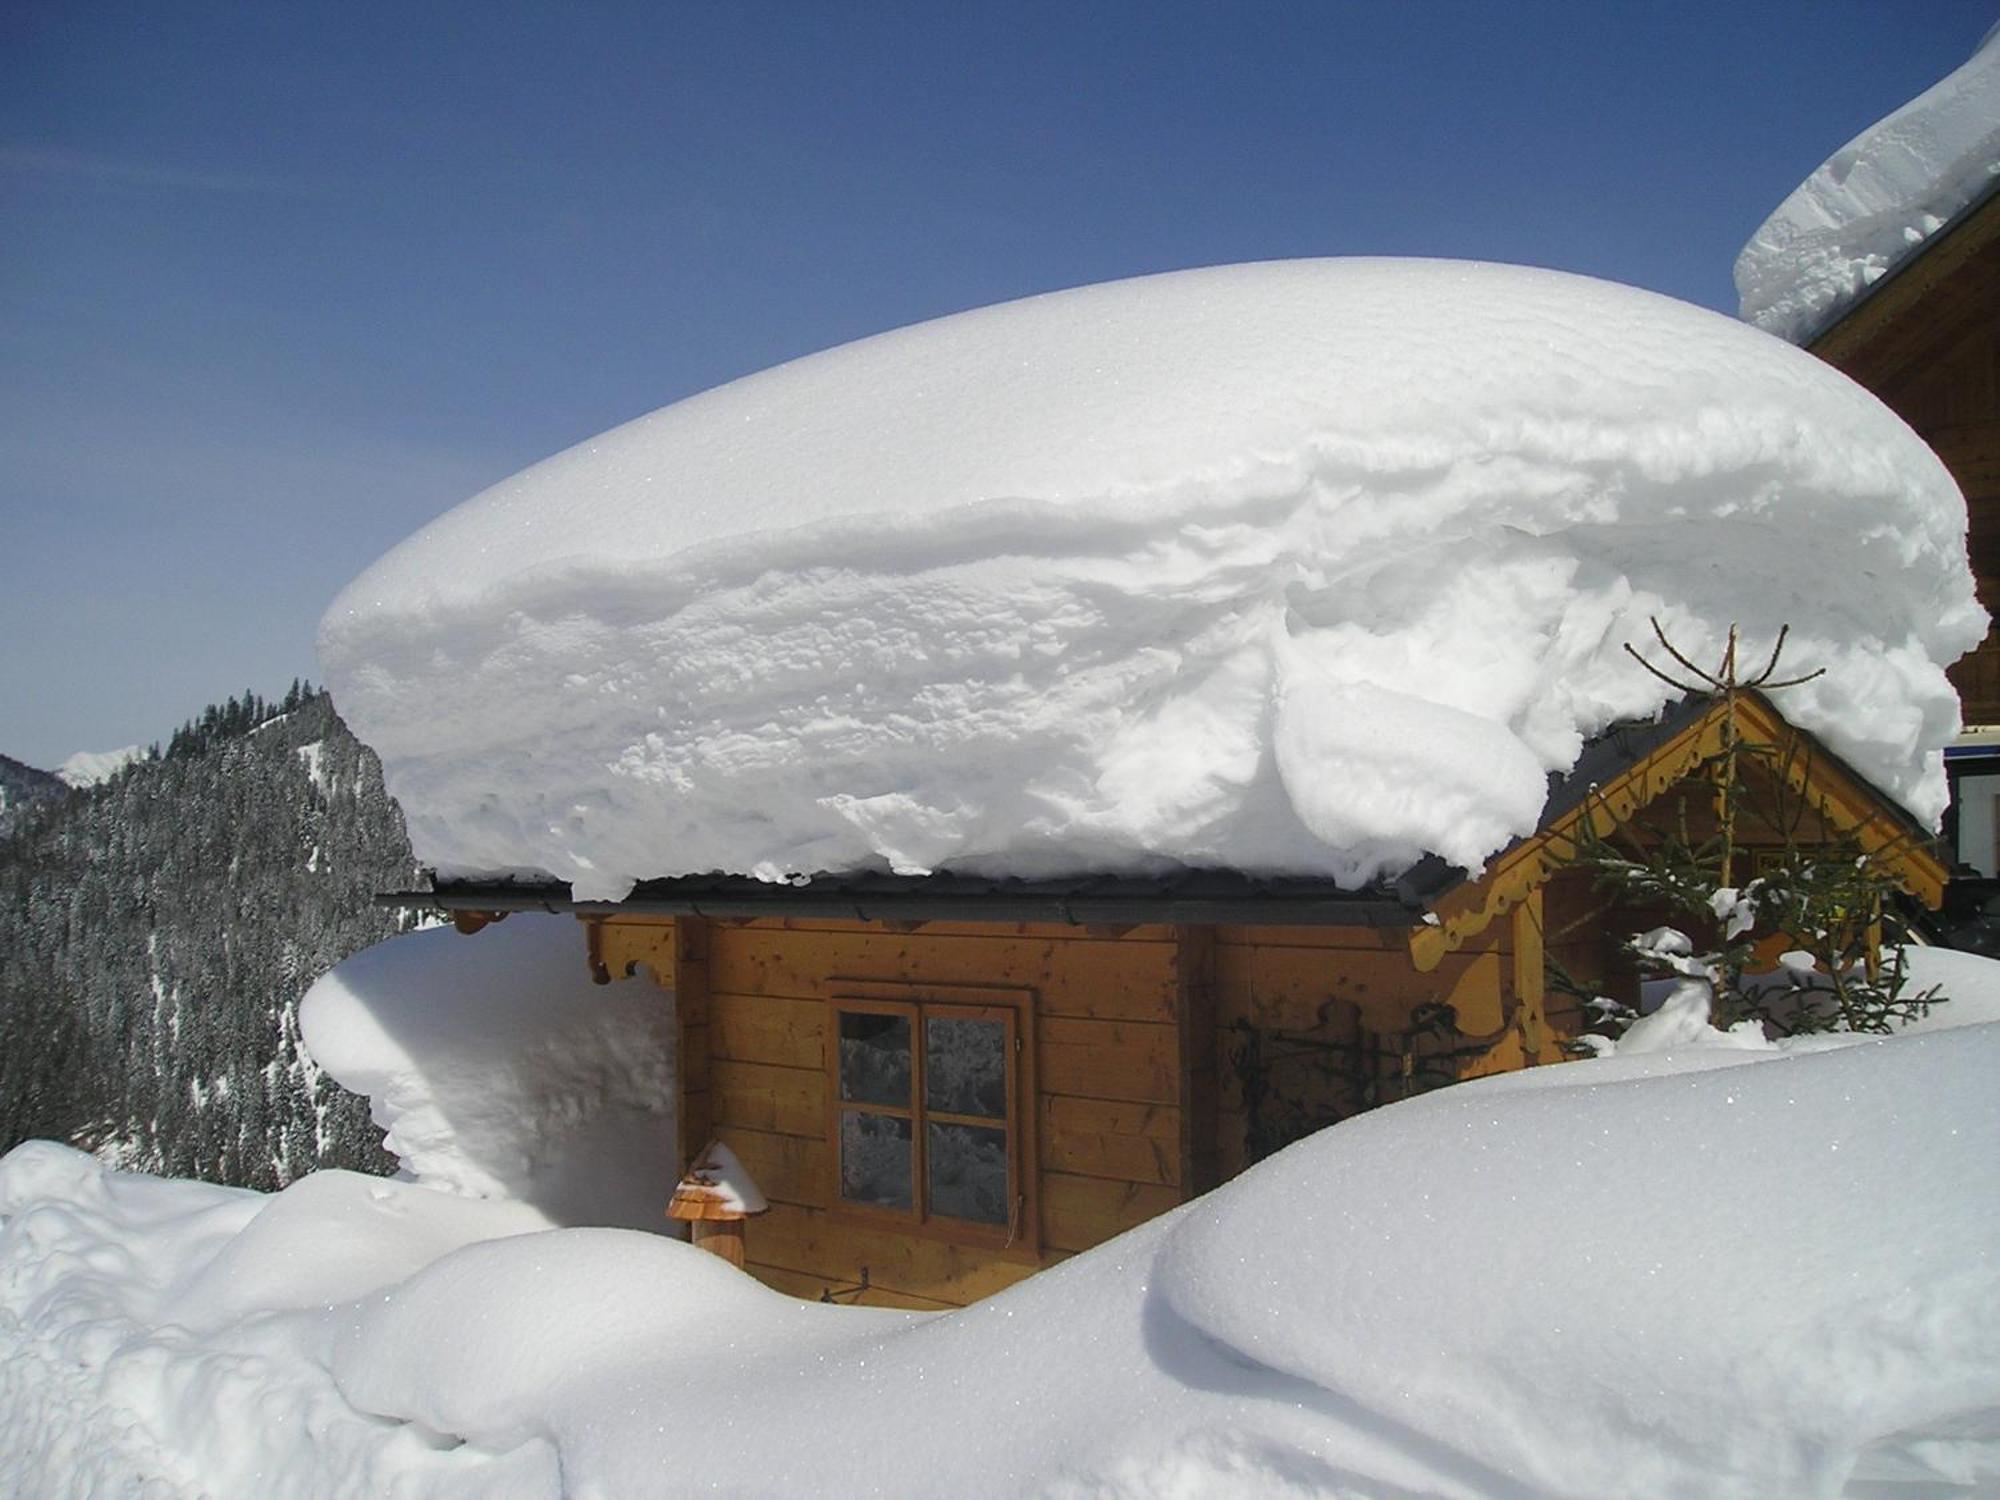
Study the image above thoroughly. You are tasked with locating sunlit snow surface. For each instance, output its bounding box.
[297,914,677,1230]
[4,939,1998,1497]
[318,259,1982,901]
[1736,25,2000,344]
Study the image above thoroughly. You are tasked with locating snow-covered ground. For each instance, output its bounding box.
[319,259,1981,901]
[3,914,1998,1498]
[1737,23,2000,344]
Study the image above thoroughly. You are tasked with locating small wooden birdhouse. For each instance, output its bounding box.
[668,1140,769,1269]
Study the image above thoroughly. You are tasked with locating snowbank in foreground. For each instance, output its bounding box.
[6,1015,1998,1495]
[298,914,676,1230]
[318,259,1982,901]
[1737,25,2000,343]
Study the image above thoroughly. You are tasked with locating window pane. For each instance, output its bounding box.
[840,1111,913,1210]
[925,1015,1006,1118]
[927,1121,1009,1226]
[838,1011,911,1106]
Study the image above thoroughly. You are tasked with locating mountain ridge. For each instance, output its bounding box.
[0,685,419,1187]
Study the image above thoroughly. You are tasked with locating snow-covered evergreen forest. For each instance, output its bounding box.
[0,686,418,1188]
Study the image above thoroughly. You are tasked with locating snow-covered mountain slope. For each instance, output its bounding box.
[5,939,1997,1498]
[1736,24,2000,343]
[0,690,416,1189]
[0,754,65,836]
[321,258,1983,902]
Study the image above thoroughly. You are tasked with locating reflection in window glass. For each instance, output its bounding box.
[838,1012,911,1106]
[840,1111,913,1209]
[925,1015,1006,1118]
[928,1121,1008,1225]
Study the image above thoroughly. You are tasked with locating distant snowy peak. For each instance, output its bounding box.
[57,745,144,789]
[1736,26,2000,343]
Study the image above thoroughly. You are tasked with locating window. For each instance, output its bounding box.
[829,987,1035,1251]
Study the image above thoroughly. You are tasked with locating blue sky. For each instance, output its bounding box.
[3,1,1993,767]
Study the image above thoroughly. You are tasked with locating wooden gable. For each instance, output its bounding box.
[1414,689,1949,973]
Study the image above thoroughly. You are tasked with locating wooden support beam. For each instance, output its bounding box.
[1173,925,1219,1199]
[692,1219,746,1268]
[675,916,714,1177]
[582,916,612,984]
[1511,889,1546,1064]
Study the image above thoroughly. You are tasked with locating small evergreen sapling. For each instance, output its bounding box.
[1555,620,1942,1048]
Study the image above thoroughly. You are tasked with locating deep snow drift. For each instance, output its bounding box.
[318,259,1982,901]
[297,913,677,1230]
[4,985,1998,1496]
[1736,24,2000,343]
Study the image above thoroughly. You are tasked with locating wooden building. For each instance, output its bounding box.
[419,690,1945,1310]
[1792,180,2000,882]
[1803,181,2000,724]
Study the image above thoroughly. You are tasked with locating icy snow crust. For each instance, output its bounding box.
[1737,26,2000,343]
[6,1016,1999,1496]
[320,260,1982,901]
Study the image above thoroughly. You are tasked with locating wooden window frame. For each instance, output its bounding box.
[827,980,1039,1258]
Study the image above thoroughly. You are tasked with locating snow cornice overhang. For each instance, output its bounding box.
[380,692,1944,933]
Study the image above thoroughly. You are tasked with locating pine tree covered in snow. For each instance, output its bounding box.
[0,754,66,839]
[0,690,419,1187]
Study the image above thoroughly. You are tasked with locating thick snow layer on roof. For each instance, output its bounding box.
[6,1003,2000,1494]
[319,259,1983,901]
[1736,26,2000,343]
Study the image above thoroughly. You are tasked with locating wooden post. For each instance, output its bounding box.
[690,1219,747,1269]
[674,917,713,1177]
[1511,890,1547,1064]
[668,1140,768,1267]
[1174,924,1219,1199]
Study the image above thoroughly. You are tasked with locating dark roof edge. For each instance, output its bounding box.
[381,881,1429,928]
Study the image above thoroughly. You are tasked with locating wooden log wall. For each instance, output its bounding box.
[1207,921,1520,1181]
[598,856,1828,1307]
[1811,191,2000,722]
[596,914,1193,1309]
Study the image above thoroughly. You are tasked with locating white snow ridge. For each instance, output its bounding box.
[1736,24,2000,344]
[319,258,1981,901]
[55,745,142,789]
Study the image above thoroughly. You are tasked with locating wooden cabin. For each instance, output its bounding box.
[1803,182,2000,724]
[420,691,1945,1310]
[1792,180,2000,882]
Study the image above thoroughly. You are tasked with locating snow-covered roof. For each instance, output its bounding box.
[1735,24,2000,344]
[320,258,1982,902]
[670,1140,769,1219]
